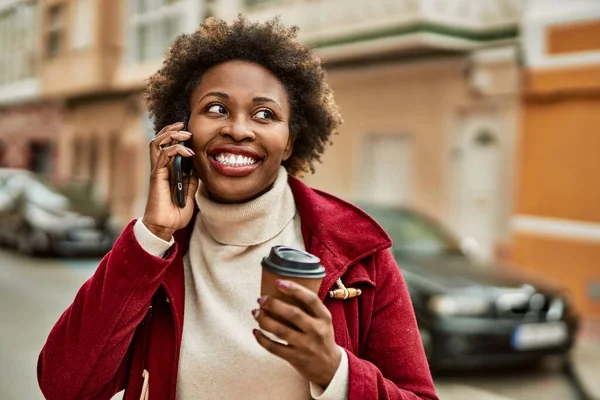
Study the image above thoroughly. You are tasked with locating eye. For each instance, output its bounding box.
[207,104,227,115]
[254,109,274,120]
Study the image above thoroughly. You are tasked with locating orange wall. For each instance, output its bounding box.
[524,65,600,95]
[547,20,600,55]
[514,15,600,316]
[518,97,600,223]
[512,233,600,316]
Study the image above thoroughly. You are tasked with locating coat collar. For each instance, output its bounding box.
[287,175,391,266]
[287,175,392,297]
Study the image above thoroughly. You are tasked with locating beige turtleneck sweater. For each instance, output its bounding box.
[133,167,348,400]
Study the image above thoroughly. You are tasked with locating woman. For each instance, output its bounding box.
[38,17,438,400]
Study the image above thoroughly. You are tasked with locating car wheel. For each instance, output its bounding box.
[16,234,34,255]
[0,231,16,248]
[17,227,49,256]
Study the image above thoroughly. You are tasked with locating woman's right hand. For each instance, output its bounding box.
[142,122,200,241]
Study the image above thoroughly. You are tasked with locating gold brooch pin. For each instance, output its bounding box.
[329,278,362,299]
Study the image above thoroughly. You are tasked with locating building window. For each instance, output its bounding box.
[0,140,7,167]
[28,141,52,174]
[72,0,93,50]
[0,9,16,84]
[0,1,38,85]
[127,0,193,64]
[361,134,414,206]
[46,4,65,58]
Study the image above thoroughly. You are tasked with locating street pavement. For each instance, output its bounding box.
[0,248,591,400]
[570,319,600,400]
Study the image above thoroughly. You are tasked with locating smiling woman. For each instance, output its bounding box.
[37,16,439,400]
[187,60,294,203]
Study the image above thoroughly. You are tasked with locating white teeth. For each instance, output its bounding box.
[214,152,257,166]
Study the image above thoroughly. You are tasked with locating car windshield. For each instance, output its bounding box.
[361,205,462,256]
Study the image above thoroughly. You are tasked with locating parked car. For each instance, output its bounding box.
[359,203,579,370]
[0,168,115,257]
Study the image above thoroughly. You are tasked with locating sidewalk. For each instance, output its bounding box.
[435,384,514,400]
[570,318,600,400]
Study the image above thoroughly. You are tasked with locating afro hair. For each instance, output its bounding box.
[144,16,343,175]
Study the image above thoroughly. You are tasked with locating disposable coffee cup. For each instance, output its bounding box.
[260,245,326,310]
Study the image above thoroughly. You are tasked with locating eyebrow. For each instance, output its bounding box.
[252,96,280,108]
[197,92,281,108]
[198,91,229,104]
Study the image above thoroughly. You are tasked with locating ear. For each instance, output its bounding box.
[282,132,296,161]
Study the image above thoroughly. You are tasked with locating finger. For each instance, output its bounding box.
[183,174,199,209]
[252,308,303,345]
[275,280,330,321]
[257,296,313,334]
[155,144,195,170]
[253,329,296,360]
[155,121,184,137]
[161,130,193,145]
[150,130,192,166]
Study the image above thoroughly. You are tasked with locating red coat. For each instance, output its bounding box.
[38,176,438,400]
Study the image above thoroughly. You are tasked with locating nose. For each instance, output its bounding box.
[220,117,255,142]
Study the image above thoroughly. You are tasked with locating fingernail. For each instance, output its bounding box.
[174,122,185,126]
[187,148,195,156]
[252,329,261,337]
[181,131,192,135]
[252,309,260,319]
[276,279,292,289]
[257,296,267,306]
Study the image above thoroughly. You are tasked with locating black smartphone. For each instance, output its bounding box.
[173,114,193,208]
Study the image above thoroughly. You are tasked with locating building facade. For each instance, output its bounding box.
[4,0,597,315]
[39,0,206,225]
[3,0,525,250]
[0,0,62,173]
[237,0,524,260]
[512,0,600,316]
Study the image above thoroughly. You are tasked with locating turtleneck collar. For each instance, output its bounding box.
[195,167,296,246]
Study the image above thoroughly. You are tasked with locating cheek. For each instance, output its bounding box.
[281,133,294,161]
[273,128,292,159]
[189,125,213,150]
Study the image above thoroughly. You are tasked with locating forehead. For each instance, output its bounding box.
[193,60,289,105]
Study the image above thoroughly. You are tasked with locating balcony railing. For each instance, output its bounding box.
[241,0,524,50]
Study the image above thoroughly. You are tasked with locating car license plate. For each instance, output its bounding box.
[512,322,568,351]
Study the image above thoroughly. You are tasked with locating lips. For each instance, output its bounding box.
[209,145,263,161]
[207,145,264,177]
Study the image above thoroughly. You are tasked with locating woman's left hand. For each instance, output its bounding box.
[252,279,341,388]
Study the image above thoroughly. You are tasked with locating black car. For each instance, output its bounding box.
[360,203,579,370]
[0,168,115,257]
